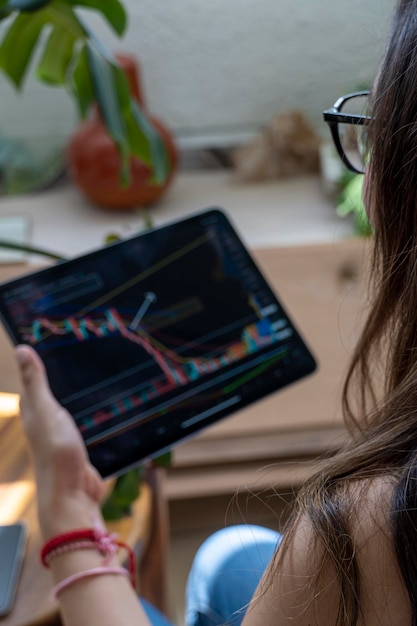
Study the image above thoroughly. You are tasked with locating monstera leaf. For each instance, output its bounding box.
[0,0,168,184]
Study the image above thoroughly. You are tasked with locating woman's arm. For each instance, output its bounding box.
[16,345,152,626]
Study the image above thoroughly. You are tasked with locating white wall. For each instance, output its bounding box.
[0,0,395,148]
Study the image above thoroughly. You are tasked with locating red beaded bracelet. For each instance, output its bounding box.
[40,528,136,589]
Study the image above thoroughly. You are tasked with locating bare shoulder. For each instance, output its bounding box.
[350,476,410,625]
[241,512,341,626]
[242,477,410,626]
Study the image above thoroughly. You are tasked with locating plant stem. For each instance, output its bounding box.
[0,239,65,261]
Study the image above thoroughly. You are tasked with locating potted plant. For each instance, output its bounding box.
[0,0,170,190]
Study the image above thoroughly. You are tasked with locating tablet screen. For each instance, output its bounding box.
[0,208,316,477]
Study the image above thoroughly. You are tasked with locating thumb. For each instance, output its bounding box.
[15,344,61,427]
[15,344,46,388]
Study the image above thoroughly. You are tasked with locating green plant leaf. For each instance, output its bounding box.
[131,101,169,184]
[86,41,129,165]
[0,0,12,19]
[86,45,125,144]
[124,108,152,165]
[45,1,85,39]
[153,451,172,468]
[71,44,95,117]
[68,0,127,36]
[111,62,133,115]
[110,66,169,184]
[111,63,168,179]
[101,466,143,521]
[336,174,373,238]
[111,66,153,168]
[5,0,51,11]
[37,22,77,84]
[0,11,49,87]
[105,62,169,184]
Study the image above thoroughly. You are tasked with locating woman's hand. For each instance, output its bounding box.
[16,345,154,626]
[15,344,105,540]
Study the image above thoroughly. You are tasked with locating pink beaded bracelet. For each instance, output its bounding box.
[52,566,129,599]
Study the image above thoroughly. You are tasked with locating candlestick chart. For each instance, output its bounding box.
[18,302,289,437]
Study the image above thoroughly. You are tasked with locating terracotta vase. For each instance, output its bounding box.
[67,54,178,210]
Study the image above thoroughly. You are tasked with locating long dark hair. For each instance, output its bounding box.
[269,1,417,623]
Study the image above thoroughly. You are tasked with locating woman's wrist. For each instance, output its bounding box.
[38,495,104,541]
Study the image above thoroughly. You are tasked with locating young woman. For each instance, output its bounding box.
[15,0,417,624]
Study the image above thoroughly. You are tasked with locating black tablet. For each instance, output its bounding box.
[0,208,316,477]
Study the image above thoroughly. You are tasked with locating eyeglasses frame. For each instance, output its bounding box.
[323,90,371,174]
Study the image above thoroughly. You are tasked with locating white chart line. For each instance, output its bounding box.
[129,292,157,331]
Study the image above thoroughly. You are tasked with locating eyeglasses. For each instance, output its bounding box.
[323,90,371,175]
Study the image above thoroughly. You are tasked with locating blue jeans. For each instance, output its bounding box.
[142,524,281,626]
